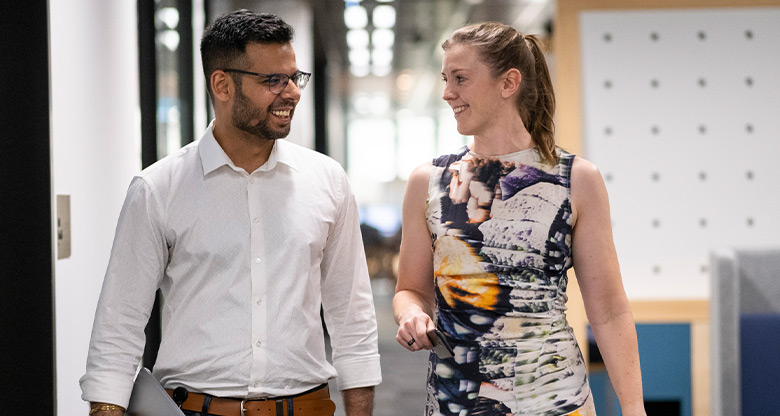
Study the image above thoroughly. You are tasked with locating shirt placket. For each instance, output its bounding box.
[247,174,268,392]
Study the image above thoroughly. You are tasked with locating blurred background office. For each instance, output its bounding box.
[2,0,779,415]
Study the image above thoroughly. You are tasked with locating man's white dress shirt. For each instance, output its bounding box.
[80,123,381,407]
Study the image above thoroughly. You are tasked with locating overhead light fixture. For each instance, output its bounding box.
[156,7,179,29]
[349,48,370,66]
[344,5,368,29]
[346,29,369,49]
[350,64,370,77]
[396,71,414,92]
[371,29,394,49]
[372,5,396,29]
[160,30,180,51]
[372,64,392,77]
[371,48,393,66]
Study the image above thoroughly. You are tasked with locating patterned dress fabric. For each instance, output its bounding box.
[424,146,594,416]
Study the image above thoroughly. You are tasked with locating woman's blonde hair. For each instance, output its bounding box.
[443,22,557,165]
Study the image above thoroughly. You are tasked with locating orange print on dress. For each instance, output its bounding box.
[434,235,499,310]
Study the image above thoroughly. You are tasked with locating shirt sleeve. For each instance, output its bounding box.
[320,170,382,390]
[79,176,168,407]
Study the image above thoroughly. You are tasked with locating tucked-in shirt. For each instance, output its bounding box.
[80,122,381,407]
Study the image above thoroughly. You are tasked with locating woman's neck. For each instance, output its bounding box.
[471,120,534,156]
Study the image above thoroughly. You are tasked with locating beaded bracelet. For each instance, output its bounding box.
[89,404,125,415]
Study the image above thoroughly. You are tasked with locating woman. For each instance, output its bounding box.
[393,22,646,416]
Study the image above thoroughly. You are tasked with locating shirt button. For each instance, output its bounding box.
[256,298,263,306]
[255,258,262,264]
[253,218,260,223]
[256,340,262,347]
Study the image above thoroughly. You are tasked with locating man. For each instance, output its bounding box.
[80,10,381,416]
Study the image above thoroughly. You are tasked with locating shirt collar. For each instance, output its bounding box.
[199,120,300,175]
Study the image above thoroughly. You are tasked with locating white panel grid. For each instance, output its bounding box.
[580,8,780,299]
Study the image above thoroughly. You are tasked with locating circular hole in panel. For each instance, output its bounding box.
[699,218,708,228]
[604,173,614,182]
[651,125,659,135]
[651,172,660,182]
[698,31,707,40]
[650,79,659,88]
[650,32,659,41]
[652,265,662,274]
[745,30,754,39]
[746,170,754,180]
[699,171,707,181]
[605,126,613,136]
[603,32,612,42]
[746,124,754,133]
[652,218,661,228]
[698,78,707,87]
[746,77,754,87]
[700,264,709,274]
[604,80,613,89]
[699,125,707,134]
[747,217,755,227]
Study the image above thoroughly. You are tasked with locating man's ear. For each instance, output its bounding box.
[211,70,232,102]
[501,68,522,99]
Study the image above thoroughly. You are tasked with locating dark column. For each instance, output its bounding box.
[137,0,161,369]
[0,0,55,413]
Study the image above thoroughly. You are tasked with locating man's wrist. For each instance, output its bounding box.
[89,402,125,415]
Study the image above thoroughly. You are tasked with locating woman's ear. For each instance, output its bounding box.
[211,70,232,103]
[501,68,522,98]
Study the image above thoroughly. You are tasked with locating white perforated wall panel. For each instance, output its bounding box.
[579,8,780,299]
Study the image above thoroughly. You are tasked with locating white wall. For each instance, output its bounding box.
[579,7,780,299]
[50,1,140,414]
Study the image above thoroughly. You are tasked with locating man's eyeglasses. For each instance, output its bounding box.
[223,69,312,94]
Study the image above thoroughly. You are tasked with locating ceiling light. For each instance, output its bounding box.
[350,64,370,77]
[156,7,179,29]
[371,29,394,49]
[371,48,393,66]
[346,29,369,49]
[372,5,396,29]
[370,94,390,114]
[344,5,368,29]
[396,71,414,92]
[349,48,370,66]
[372,64,392,77]
[160,30,180,51]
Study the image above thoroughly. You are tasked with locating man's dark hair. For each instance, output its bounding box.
[200,10,294,99]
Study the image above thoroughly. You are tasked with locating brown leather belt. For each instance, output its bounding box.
[166,384,336,416]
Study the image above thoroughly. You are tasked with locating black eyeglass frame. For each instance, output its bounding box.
[222,68,312,94]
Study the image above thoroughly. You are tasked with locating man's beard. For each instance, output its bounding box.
[231,87,294,141]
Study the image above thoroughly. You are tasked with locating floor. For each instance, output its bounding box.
[327,278,429,416]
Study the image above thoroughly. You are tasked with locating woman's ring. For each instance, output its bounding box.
[407,338,416,346]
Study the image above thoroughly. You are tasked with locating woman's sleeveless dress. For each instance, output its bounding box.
[425,146,595,416]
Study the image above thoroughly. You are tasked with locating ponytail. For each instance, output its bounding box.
[523,35,557,165]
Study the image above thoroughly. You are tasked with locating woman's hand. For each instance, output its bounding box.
[396,311,435,352]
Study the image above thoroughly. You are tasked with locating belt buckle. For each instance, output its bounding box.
[240,397,275,416]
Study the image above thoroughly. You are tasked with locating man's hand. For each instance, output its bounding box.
[342,386,374,416]
[88,402,125,415]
